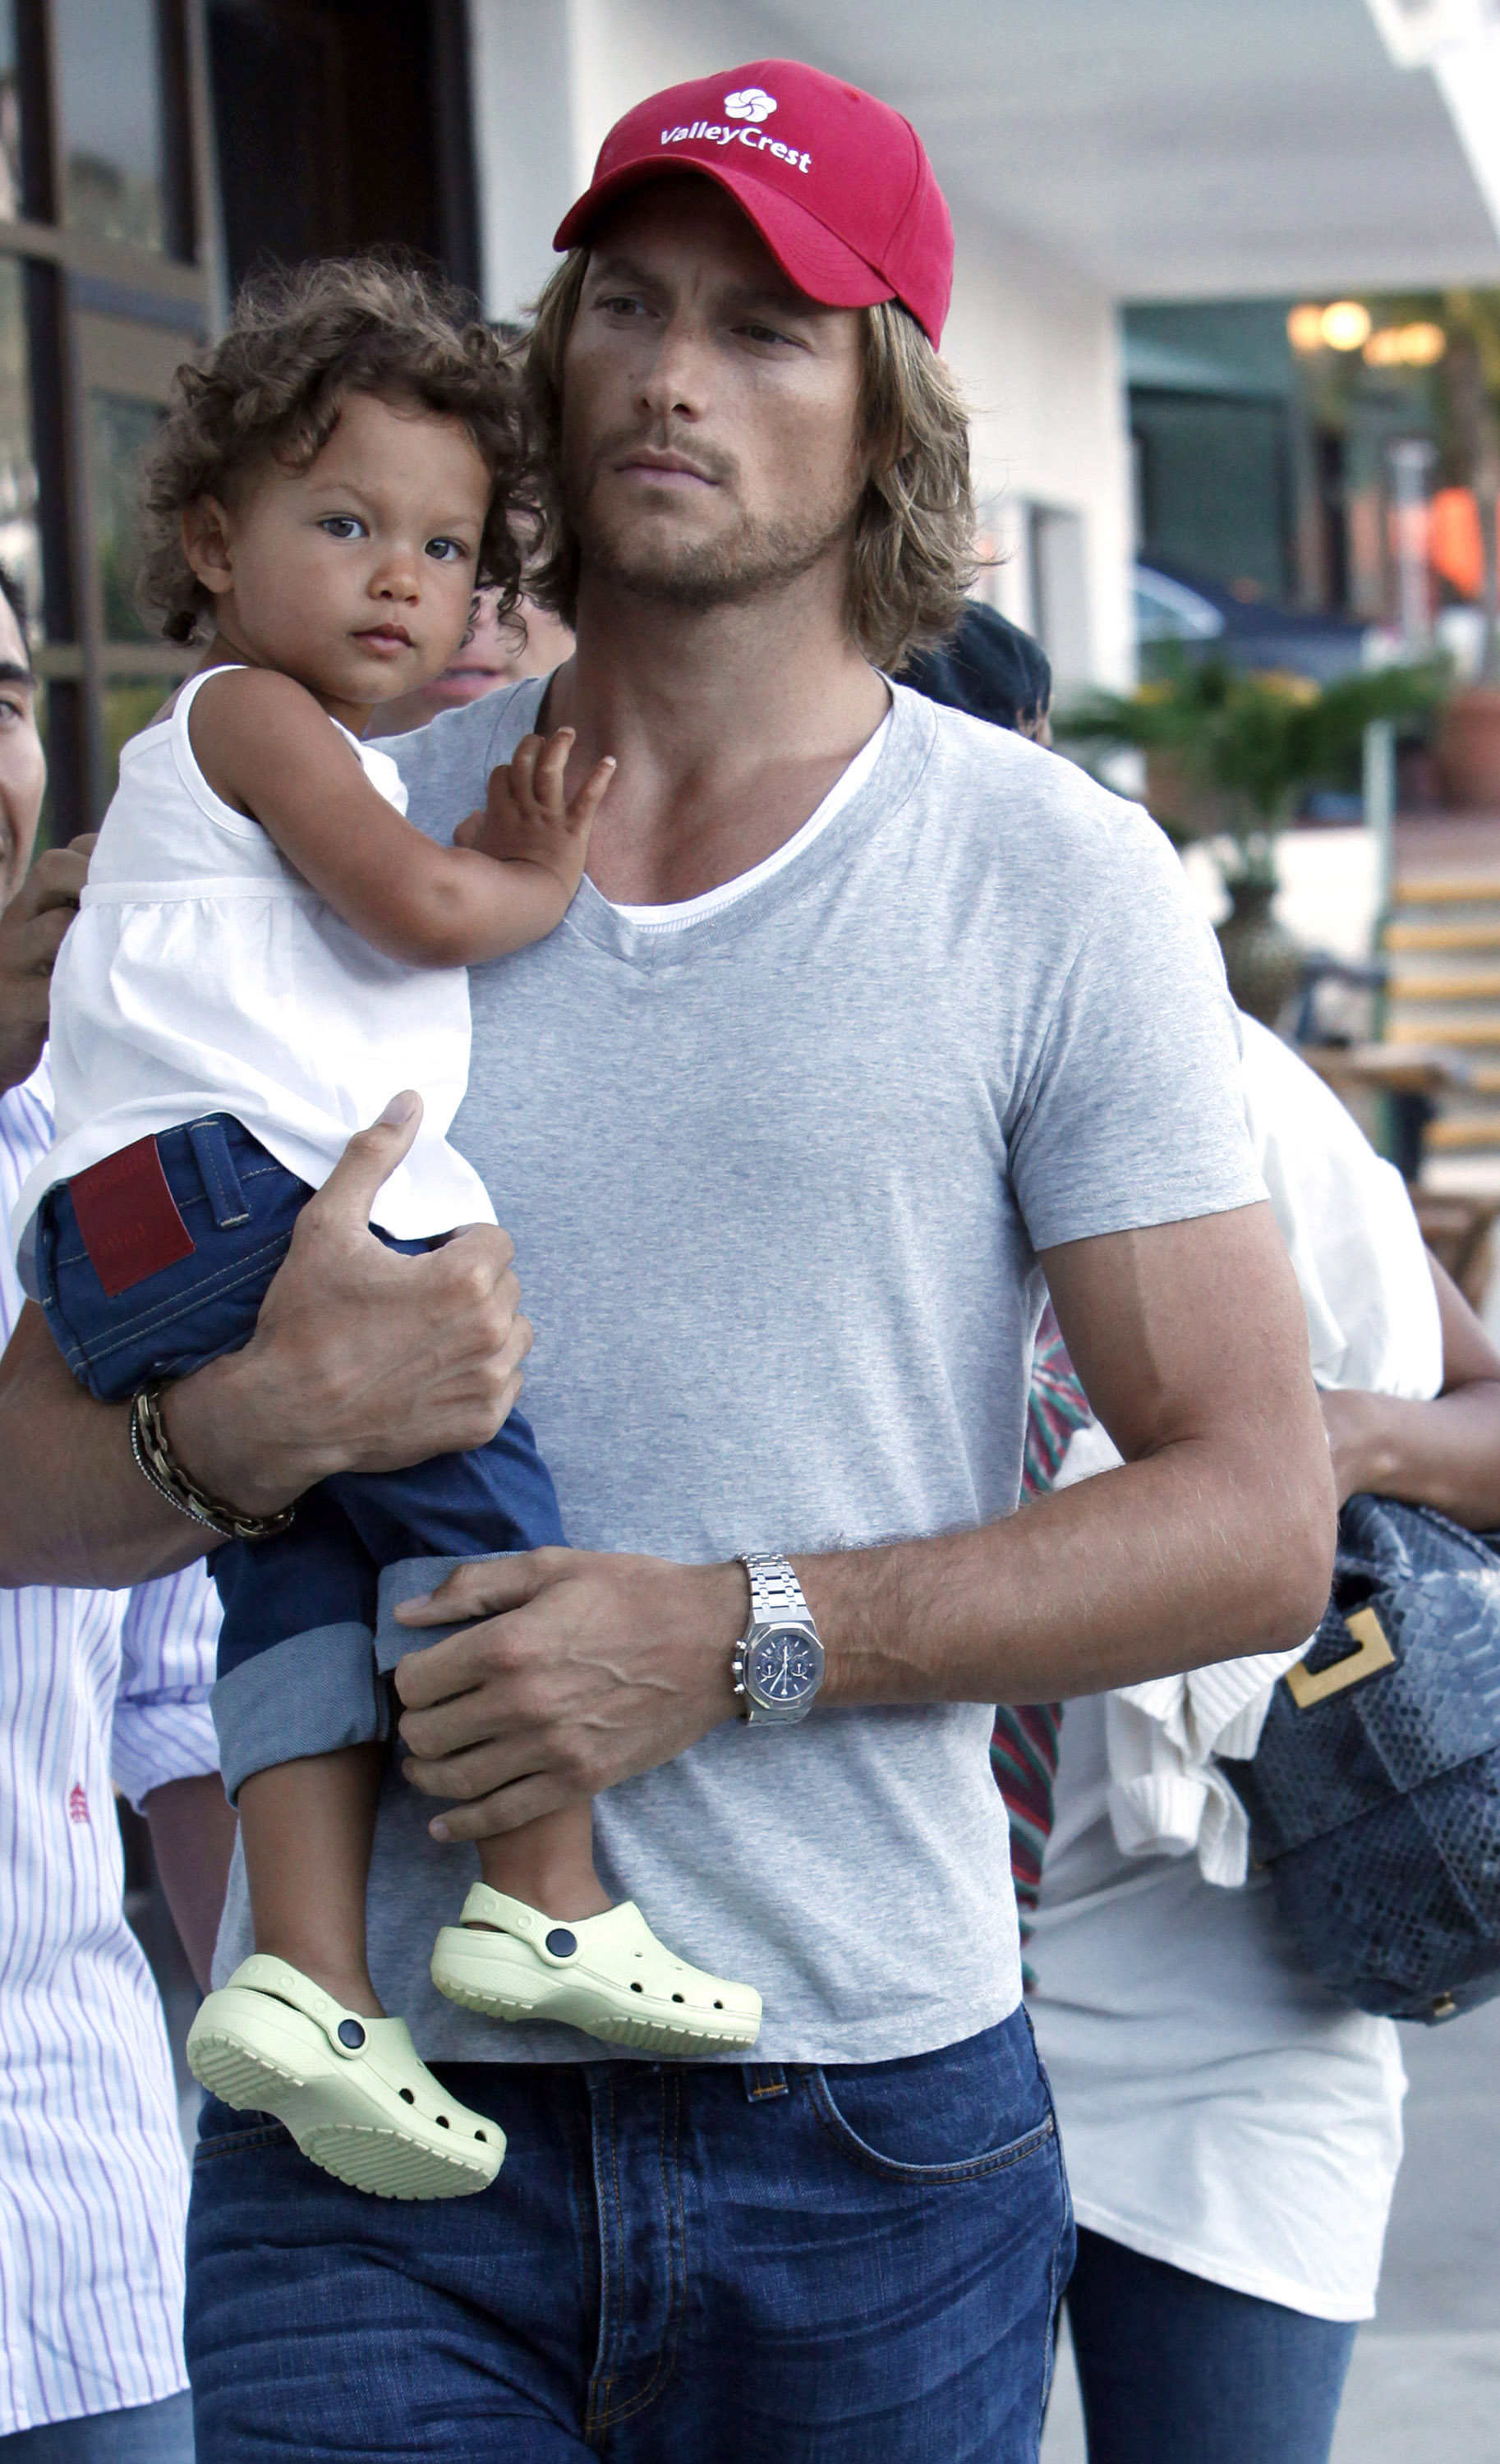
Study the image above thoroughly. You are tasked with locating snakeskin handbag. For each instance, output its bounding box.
[1220,1493,1500,2025]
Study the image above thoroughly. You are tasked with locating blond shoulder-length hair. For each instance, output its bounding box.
[521,248,975,670]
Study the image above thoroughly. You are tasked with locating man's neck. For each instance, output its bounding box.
[545,567,891,907]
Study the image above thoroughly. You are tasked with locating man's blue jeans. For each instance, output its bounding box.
[186,2011,1074,2462]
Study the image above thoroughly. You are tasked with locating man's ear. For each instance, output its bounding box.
[181,496,234,596]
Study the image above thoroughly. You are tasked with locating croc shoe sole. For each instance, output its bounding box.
[187,1965,501,2200]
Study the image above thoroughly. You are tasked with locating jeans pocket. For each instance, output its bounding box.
[808,2010,1057,2186]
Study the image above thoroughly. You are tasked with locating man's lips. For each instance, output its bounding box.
[613,450,717,488]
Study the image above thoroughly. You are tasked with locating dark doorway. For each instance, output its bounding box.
[206,0,478,293]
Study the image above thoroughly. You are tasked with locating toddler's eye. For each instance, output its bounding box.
[319,516,365,540]
[426,536,470,563]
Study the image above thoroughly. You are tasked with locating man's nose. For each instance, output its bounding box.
[636,319,711,421]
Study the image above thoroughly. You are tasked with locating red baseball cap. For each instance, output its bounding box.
[552,59,954,350]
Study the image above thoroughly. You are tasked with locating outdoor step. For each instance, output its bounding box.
[1386,972,1500,999]
[1387,1020,1500,1046]
[1385,923,1500,951]
[1424,1117,1500,1150]
[1392,877,1500,905]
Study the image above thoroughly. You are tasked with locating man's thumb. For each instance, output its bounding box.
[316,1091,424,1221]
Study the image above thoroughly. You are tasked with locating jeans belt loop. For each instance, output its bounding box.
[743,2063,789,2102]
[186,1117,251,1230]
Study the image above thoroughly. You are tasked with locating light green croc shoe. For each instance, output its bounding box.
[430,1886,762,2056]
[186,1955,503,2200]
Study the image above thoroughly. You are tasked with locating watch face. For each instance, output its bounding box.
[748,1627,821,1707]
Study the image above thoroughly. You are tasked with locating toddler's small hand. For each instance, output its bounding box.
[461,729,614,900]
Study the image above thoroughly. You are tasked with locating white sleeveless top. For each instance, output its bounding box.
[13,665,495,1253]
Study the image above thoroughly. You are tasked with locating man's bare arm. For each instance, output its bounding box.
[0,1099,531,1589]
[393,1199,1337,1842]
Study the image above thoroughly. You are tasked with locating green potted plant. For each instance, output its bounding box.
[1061,655,1439,1021]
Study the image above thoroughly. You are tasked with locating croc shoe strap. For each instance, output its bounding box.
[224,1954,380,2062]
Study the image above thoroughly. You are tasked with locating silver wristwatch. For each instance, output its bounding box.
[732,1553,825,1726]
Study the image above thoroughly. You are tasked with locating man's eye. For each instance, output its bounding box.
[739,323,792,347]
[319,516,365,540]
[426,537,471,563]
[0,701,19,729]
[599,294,649,318]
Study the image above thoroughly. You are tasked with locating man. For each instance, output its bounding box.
[0,64,1333,2462]
[0,569,233,2461]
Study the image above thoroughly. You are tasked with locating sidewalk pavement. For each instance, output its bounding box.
[1041,1994,1500,2463]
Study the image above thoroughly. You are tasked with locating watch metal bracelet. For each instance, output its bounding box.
[129,1379,297,1544]
[740,1551,812,1625]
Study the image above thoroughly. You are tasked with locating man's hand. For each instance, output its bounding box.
[167,1091,531,1516]
[0,835,94,1094]
[392,1551,746,1839]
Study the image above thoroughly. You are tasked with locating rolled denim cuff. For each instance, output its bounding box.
[211,1622,384,1802]
[375,1554,518,1672]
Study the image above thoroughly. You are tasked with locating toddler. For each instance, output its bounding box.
[13,257,760,2204]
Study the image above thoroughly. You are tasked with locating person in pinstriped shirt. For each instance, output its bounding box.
[0,566,234,2462]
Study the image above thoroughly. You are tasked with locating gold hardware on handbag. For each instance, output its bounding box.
[1285,1607,1396,1709]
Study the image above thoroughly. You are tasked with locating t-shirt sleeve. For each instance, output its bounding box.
[1005,812,1264,1252]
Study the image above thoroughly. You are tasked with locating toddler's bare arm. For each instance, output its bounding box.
[188,666,613,966]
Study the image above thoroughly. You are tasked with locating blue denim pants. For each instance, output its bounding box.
[185,2011,1074,2462]
[36,1116,564,1797]
[1064,2227,1359,2464]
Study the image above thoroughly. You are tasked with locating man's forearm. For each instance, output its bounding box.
[393,1406,1334,1845]
[0,1304,206,1588]
[798,1424,1333,1711]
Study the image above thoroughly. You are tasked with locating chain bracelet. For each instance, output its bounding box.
[129,1379,297,1544]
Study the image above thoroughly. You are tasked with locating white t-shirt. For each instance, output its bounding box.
[14,665,495,1254]
[1029,1017,1442,2321]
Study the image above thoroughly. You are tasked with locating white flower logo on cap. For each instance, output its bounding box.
[725,87,776,123]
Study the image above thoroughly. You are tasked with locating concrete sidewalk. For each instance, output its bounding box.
[1042,1997,1500,2463]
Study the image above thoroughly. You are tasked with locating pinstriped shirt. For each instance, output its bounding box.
[0,1057,221,2436]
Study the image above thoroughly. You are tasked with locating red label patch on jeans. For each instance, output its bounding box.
[69,1138,196,1297]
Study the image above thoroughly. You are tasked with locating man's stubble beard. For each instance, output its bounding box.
[561,438,863,614]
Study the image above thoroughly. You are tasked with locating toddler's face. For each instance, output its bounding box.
[199,390,492,711]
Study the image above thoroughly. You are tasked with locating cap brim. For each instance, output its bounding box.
[554,156,895,313]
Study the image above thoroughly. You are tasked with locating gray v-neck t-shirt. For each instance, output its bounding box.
[214,678,1262,2062]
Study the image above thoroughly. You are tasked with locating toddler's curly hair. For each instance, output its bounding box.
[138,254,532,644]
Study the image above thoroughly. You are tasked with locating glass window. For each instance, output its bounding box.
[89,389,159,641]
[0,1,20,223]
[53,0,166,252]
[0,255,39,630]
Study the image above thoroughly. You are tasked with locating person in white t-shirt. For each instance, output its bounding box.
[1025,1018,1500,2464]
